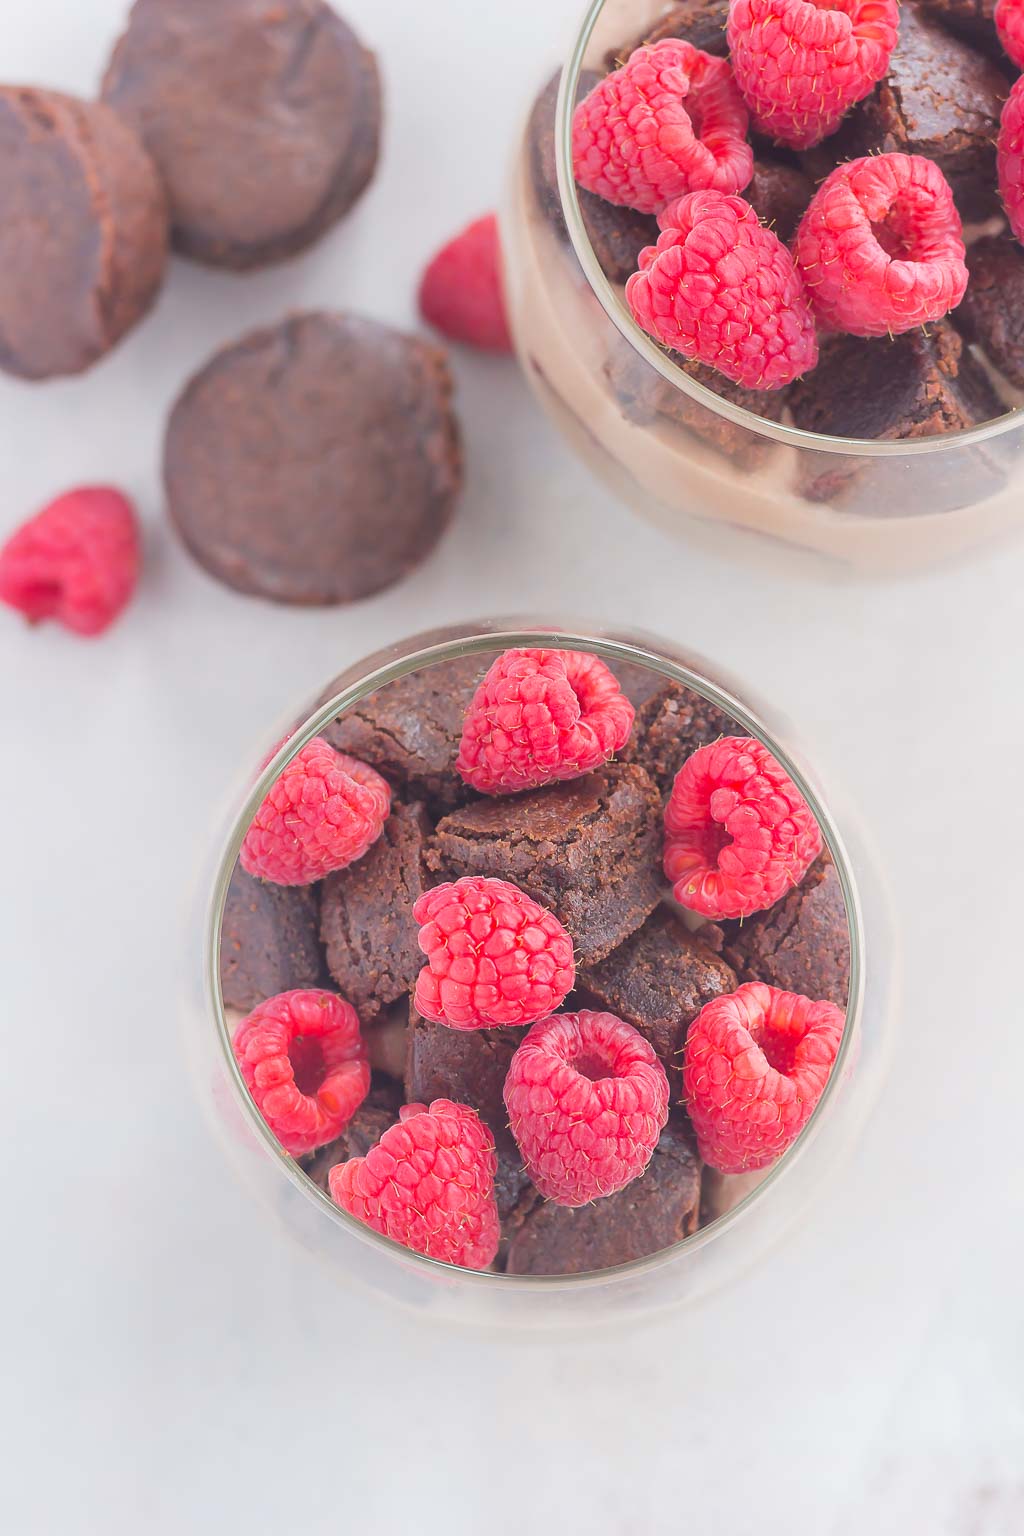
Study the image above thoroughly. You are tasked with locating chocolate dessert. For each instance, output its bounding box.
[102,0,381,269]
[220,866,327,1012]
[164,312,462,605]
[0,86,167,380]
[957,236,1024,391]
[722,857,851,1008]
[426,764,663,963]
[622,678,735,797]
[320,802,431,1019]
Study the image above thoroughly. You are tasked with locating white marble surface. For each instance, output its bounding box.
[2,1,1022,1531]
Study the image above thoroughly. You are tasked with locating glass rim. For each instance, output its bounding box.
[554,0,1022,460]
[205,620,866,1293]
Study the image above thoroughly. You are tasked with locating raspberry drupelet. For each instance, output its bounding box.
[572,38,753,215]
[456,647,635,795]
[727,0,900,151]
[418,213,512,354]
[626,190,818,391]
[998,79,1024,247]
[504,1010,670,1207]
[232,989,370,1156]
[329,1099,500,1269]
[996,0,1024,70]
[240,736,391,886]
[413,876,575,1030]
[793,154,968,338]
[664,736,822,920]
[0,486,140,637]
[683,982,844,1172]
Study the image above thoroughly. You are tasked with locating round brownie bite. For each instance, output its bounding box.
[0,86,167,381]
[164,312,462,605]
[101,0,381,269]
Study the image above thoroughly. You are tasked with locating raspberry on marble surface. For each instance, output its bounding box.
[504,1010,670,1207]
[0,486,140,637]
[232,988,370,1157]
[419,214,512,354]
[329,1099,500,1270]
[663,737,822,921]
[683,982,844,1172]
[240,738,390,887]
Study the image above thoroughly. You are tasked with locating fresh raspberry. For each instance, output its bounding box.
[997,0,1024,69]
[456,648,635,795]
[329,1099,499,1269]
[572,39,753,216]
[418,213,512,353]
[727,0,899,151]
[232,989,370,1157]
[682,982,844,1173]
[240,737,390,886]
[998,78,1024,246]
[413,876,575,1030]
[664,736,822,920]
[626,191,818,390]
[504,1011,670,1207]
[0,486,140,637]
[793,154,968,338]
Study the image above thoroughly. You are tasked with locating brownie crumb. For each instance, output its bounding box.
[917,0,1001,58]
[320,801,431,1019]
[579,910,737,1091]
[220,865,327,1012]
[504,1116,701,1275]
[426,764,663,963]
[721,857,851,1008]
[789,323,1005,506]
[604,334,788,471]
[615,0,731,61]
[847,3,1010,222]
[405,1007,533,1223]
[746,159,814,243]
[321,653,493,814]
[621,678,736,797]
[956,236,1024,391]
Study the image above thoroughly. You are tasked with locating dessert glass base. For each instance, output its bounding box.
[187,622,892,1328]
[501,0,1024,576]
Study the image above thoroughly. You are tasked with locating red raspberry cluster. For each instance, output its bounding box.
[570,3,1014,390]
[228,649,845,1272]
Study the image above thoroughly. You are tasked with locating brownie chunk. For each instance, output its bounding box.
[789,324,1005,504]
[220,865,327,1012]
[746,159,814,243]
[917,0,1000,58]
[579,910,737,1090]
[848,4,1009,221]
[604,335,788,471]
[426,764,663,963]
[0,87,167,380]
[320,802,430,1019]
[622,679,735,797]
[722,857,851,1008]
[405,1008,533,1222]
[164,312,461,605]
[529,72,659,282]
[504,1117,701,1275]
[322,653,493,813]
[957,236,1024,390]
[102,0,380,269]
[616,0,731,60]
[300,1076,403,1193]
